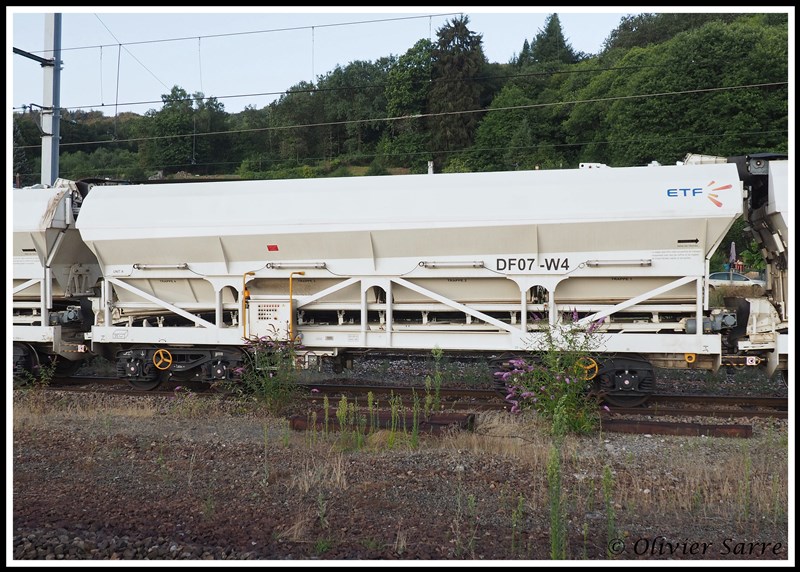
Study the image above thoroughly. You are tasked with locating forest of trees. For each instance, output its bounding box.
[13,12,788,189]
[13,13,786,271]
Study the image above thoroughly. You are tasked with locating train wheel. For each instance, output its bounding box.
[13,343,41,386]
[601,392,651,408]
[121,357,164,391]
[592,355,655,408]
[126,375,165,391]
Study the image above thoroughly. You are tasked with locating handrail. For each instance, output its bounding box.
[241,271,255,340]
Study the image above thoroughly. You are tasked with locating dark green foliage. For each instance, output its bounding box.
[329,165,353,177]
[229,338,301,415]
[137,86,195,175]
[59,148,146,181]
[375,130,430,171]
[385,39,432,121]
[317,58,394,157]
[601,12,769,53]
[711,218,766,272]
[381,39,433,168]
[13,117,35,186]
[529,14,581,65]
[598,18,788,165]
[427,15,487,170]
[365,160,389,176]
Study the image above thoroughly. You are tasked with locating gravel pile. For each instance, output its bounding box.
[13,527,260,560]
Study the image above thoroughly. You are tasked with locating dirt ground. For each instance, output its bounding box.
[11,388,791,562]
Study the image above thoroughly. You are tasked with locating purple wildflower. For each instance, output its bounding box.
[587,316,606,333]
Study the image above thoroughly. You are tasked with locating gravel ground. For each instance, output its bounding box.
[11,362,791,563]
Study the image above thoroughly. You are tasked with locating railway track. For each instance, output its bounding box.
[29,375,787,423]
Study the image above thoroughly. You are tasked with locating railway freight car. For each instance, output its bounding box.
[14,153,788,404]
[12,179,102,377]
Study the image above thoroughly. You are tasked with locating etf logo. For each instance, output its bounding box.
[666,181,733,207]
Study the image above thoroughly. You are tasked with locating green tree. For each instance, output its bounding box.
[59,147,145,180]
[558,16,788,167]
[316,58,393,159]
[557,56,618,165]
[188,93,230,175]
[381,39,433,168]
[710,217,765,272]
[469,84,534,171]
[138,86,195,175]
[529,14,581,65]
[135,87,230,176]
[386,39,432,120]
[13,115,34,186]
[515,39,532,66]
[228,104,277,177]
[741,240,766,272]
[268,81,321,166]
[601,13,762,53]
[428,15,487,170]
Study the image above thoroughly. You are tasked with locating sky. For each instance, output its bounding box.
[7,7,644,117]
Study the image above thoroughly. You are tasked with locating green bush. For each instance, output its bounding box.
[229,337,301,414]
[499,312,603,434]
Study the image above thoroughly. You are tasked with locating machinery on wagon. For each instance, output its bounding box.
[12,153,789,404]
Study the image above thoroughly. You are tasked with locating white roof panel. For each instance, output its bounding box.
[76,163,744,241]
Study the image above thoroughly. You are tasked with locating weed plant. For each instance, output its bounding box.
[424,347,444,414]
[547,444,566,559]
[231,337,302,414]
[500,311,603,434]
[602,465,618,559]
[510,493,525,557]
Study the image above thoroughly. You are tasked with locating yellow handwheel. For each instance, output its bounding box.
[684,353,697,364]
[578,357,599,380]
[153,348,173,371]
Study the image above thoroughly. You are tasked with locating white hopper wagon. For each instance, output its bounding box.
[12,180,102,377]
[74,156,789,401]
